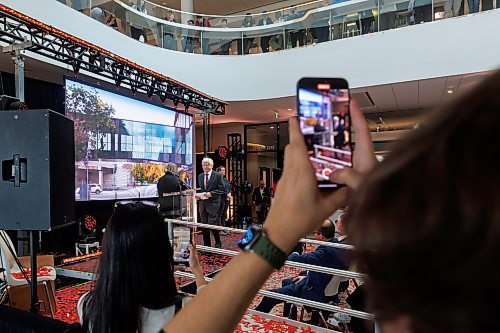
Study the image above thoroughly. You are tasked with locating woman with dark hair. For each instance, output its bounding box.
[159,70,500,333]
[78,202,205,333]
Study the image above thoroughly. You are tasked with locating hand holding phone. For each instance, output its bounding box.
[297,78,353,189]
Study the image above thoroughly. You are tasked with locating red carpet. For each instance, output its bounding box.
[53,232,327,331]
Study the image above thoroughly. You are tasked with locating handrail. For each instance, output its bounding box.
[143,0,325,20]
[195,244,366,279]
[175,271,374,320]
[118,0,340,32]
[166,219,355,250]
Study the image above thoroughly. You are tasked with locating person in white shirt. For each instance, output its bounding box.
[77,202,206,333]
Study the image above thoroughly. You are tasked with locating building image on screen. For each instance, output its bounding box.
[298,88,352,186]
[65,79,193,201]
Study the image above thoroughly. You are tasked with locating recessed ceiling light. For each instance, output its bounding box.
[287,108,292,111]
[447,90,453,94]
[270,126,275,129]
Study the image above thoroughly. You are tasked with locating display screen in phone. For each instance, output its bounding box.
[297,78,353,189]
[171,226,191,264]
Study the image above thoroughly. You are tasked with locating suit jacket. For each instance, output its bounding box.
[287,237,350,301]
[198,171,225,211]
[222,177,231,196]
[252,187,270,206]
[157,172,187,216]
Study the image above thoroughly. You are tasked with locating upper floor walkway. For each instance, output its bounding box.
[2,0,500,101]
[61,0,498,55]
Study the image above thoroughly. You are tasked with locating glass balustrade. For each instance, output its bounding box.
[58,0,498,55]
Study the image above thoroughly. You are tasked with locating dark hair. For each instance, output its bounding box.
[319,219,336,239]
[188,19,194,24]
[338,213,348,227]
[349,71,500,332]
[216,166,225,172]
[221,18,228,23]
[82,203,178,333]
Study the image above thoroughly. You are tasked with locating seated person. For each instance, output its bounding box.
[77,202,206,333]
[254,215,350,319]
[157,163,189,218]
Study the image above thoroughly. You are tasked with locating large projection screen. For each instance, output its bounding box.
[65,78,193,201]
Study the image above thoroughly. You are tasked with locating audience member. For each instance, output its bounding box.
[238,13,256,54]
[182,20,196,53]
[216,166,231,234]
[269,11,286,51]
[157,163,188,218]
[252,180,271,224]
[254,218,349,321]
[468,0,480,12]
[444,0,463,17]
[163,10,177,51]
[258,11,273,53]
[314,0,332,43]
[409,0,433,24]
[197,158,225,248]
[287,7,305,48]
[219,19,231,55]
[78,202,205,333]
[131,0,147,41]
[90,7,106,24]
[195,16,211,54]
[106,13,118,30]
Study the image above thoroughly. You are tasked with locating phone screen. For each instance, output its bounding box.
[297,78,352,189]
[171,226,191,264]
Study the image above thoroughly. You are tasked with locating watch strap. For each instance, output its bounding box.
[251,231,287,269]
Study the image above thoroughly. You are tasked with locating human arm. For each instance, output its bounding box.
[189,244,207,288]
[163,102,374,333]
[288,246,346,268]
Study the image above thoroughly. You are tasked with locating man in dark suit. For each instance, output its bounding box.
[157,163,188,218]
[252,180,271,224]
[197,158,225,248]
[254,216,350,319]
[258,11,273,53]
[216,166,231,233]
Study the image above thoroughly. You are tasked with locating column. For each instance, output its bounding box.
[181,0,194,24]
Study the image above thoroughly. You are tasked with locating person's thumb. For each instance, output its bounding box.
[330,168,363,190]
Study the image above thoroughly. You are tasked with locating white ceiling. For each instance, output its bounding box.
[0,52,491,131]
[209,71,491,129]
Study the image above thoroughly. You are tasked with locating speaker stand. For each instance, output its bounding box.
[29,231,39,313]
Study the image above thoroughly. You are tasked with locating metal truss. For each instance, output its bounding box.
[0,5,226,113]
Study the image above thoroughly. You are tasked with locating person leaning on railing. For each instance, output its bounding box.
[161,69,500,333]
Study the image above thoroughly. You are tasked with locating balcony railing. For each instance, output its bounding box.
[61,0,498,55]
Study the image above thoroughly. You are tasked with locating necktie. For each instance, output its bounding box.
[205,173,209,189]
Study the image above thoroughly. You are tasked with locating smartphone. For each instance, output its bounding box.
[170,225,192,265]
[297,78,353,189]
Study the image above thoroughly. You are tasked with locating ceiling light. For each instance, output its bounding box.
[287,108,292,111]
[447,90,453,94]
[270,126,275,129]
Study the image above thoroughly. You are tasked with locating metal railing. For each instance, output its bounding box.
[194,244,365,279]
[175,270,374,320]
[59,0,498,55]
[167,219,355,250]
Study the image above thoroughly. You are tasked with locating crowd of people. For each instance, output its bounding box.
[83,0,492,55]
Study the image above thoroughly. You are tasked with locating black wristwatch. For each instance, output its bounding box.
[239,226,287,269]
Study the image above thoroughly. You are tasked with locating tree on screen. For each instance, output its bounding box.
[66,85,116,160]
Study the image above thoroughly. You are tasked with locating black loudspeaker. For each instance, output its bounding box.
[0,110,75,230]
